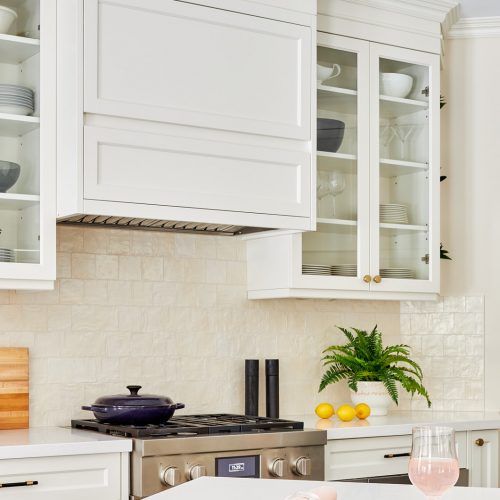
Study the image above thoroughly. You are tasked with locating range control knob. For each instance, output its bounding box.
[160,466,180,487]
[293,456,312,477]
[188,464,207,481]
[269,458,285,478]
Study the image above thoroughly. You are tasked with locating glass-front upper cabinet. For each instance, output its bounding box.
[300,34,371,291]
[370,43,440,293]
[246,35,440,300]
[0,0,55,290]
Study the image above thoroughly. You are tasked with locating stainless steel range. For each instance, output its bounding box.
[72,414,326,499]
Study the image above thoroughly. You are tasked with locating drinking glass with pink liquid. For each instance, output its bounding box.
[409,426,460,499]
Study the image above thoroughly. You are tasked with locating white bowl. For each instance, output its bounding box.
[0,6,17,35]
[380,73,413,98]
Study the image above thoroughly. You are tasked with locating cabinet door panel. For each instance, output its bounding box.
[297,33,370,291]
[369,43,440,294]
[84,0,311,140]
[469,430,499,488]
[84,126,310,217]
[0,453,122,499]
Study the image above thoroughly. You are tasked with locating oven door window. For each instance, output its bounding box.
[215,455,260,478]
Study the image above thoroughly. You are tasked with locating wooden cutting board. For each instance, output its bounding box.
[0,348,29,429]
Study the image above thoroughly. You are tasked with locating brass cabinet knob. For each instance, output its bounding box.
[373,275,382,283]
[363,275,372,283]
[475,438,485,447]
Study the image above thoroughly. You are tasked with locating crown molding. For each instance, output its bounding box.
[447,16,500,39]
[338,0,459,23]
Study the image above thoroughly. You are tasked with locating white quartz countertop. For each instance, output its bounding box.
[0,427,132,459]
[148,477,500,499]
[287,411,500,439]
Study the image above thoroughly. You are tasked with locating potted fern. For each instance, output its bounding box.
[319,325,431,415]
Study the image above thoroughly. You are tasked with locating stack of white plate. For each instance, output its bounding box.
[0,85,34,116]
[380,204,409,224]
[302,264,331,275]
[380,268,415,279]
[331,264,357,276]
[0,248,14,262]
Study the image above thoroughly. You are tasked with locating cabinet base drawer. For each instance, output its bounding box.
[326,433,467,481]
[0,453,122,499]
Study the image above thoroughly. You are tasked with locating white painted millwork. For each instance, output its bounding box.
[0,428,131,499]
[247,17,441,300]
[57,0,316,232]
[325,432,467,480]
[0,453,127,499]
[0,0,56,290]
[468,430,499,488]
[447,16,500,38]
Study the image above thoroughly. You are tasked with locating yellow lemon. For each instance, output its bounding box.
[315,403,335,419]
[355,403,371,420]
[336,404,356,422]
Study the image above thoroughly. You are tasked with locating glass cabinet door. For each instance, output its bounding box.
[300,34,370,290]
[369,43,440,293]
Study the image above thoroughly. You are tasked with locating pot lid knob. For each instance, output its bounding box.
[127,385,142,396]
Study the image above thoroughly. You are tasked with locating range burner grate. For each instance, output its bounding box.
[71,414,304,438]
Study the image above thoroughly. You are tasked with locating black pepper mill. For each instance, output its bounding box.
[265,359,279,418]
[244,359,259,416]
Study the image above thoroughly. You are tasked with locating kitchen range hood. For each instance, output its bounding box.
[58,215,268,237]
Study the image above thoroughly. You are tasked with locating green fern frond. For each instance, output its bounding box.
[319,325,431,407]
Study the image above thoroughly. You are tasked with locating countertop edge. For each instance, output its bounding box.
[324,419,500,439]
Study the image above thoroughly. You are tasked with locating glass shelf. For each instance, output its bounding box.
[380,158,428,177]
[380,95,428,118]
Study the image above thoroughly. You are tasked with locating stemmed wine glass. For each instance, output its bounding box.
[409,426,460,499]
[317,170,346,218]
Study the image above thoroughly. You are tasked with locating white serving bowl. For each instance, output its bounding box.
[0,6,17,34]
[380,73,413,98]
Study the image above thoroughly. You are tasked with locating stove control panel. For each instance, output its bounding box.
[143,445,324,498]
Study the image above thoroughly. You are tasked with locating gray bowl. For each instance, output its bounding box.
[317,118,345,153]
[0,161,20,192]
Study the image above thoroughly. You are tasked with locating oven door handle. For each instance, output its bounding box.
[383,452,411,459]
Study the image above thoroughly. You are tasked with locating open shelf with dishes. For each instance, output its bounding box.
[0,0,55,288]
[246,31,440,300]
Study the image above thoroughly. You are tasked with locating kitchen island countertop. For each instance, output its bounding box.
[0,426,132,459]
[149,476,500,499]
[287,411,500,439]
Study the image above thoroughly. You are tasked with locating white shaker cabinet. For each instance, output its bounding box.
[0,452,128,499]
[468,430,499,488]
[246,10,442,301]
[57,0,316,232]
[326,430,499,488]
[0,0,56,290]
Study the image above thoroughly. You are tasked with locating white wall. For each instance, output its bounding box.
[441,36,500,409]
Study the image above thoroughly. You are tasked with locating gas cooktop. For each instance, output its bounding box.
[71,414,304,438]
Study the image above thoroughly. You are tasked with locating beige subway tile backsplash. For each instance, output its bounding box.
[0,226,486,425]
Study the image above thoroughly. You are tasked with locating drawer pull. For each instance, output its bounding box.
[384,452,411,459]
[0,480,39,488]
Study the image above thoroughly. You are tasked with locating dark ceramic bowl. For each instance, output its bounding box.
[317,119,345,153]
[0,161,20,192]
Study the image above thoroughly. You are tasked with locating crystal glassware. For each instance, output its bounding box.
[409,426,460,499]
[327,170,346,218]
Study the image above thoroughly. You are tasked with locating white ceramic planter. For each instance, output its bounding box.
[350,381,393,416]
